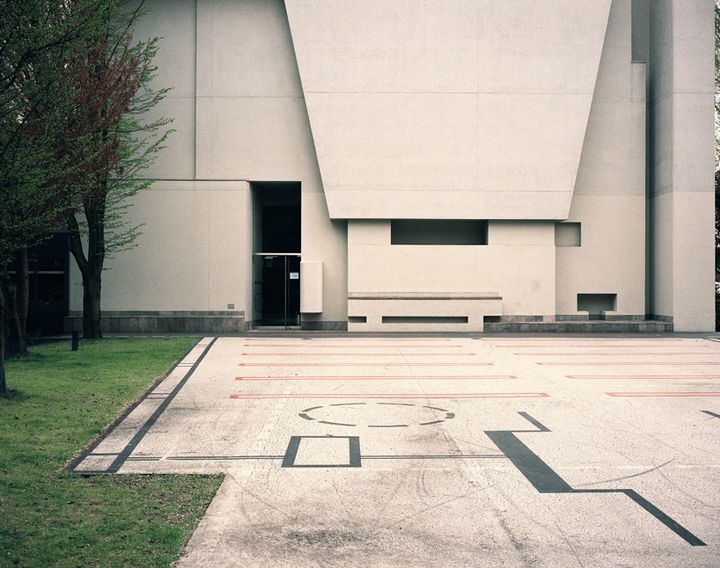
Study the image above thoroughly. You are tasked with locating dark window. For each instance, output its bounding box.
[391,220,488,245]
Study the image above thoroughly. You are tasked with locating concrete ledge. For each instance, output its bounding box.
[483,320,673,333]
[65,311,247,334]
[300,320,348,331]
[348,296,502,332]
[348,292,501,300]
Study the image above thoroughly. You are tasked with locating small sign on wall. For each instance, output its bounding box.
[289,272,299,280]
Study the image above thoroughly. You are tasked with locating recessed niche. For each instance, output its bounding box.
[577,293,617,319]
[555,222,581,247]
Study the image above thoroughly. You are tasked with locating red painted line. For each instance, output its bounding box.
[517,352,718,356]
[606,391,720,398]
[240,352,471,357]
[229,392,549,399]
[235,375,517,381]
[493,338,686,342]
[238,362,493,367]
[496,344,697,349]
[243,338,453,342]
[242,344,463,348]
[568,375,720,380]
[538,362,720,366]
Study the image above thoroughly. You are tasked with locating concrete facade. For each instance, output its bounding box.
[67,0,716,333]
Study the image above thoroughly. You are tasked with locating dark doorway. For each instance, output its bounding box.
[257,255,300,326]
[252,183,301,327]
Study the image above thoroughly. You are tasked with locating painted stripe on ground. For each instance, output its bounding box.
[242,344,463,348]
[235,375,517,381]
[239,352,473,357]
[229,392,549,399]
[517,352,718,356]
[538,362,720,366]
[568,375,720,380]
[238,362,494,367]
[606,391,720,397]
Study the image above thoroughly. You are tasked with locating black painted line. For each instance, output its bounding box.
[518,411,550,432]
[349,436,361,467]
[620,490,705,546]
[484,411,706,546]
[328,402,366,407]
[363,454,506,460]
[486,430,573,493]
[574,489,706,547]
[377,402,415,407]
[299,413,315,421]
[281,436,302,467]
[445,413,455,419]
[301,405,323,412]
[104,337,218,473]
[418,420,445,426]
[701,410,720,419]
[65,337,204,474]
[282,435,361,468]
[89,452,120,456]
[368,424,409,428]
[318,420,356,427]
[423,405,449,412]
[167,455,283,461]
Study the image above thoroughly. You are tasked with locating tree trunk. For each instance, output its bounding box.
[0,281,8,397]
[15,248,28,341]
[67,208,105,340]
[81,268,102,339]
[3,280,25,356]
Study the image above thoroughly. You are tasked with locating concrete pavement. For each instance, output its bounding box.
[73,335,720,567]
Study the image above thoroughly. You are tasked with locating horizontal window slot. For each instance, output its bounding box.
[381,316,468,324]
[348,316,367,323]
[391,220,488,245]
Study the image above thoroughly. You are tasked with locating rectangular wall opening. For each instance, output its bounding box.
[391,220,488,245]
[348,316,367,323]
[577,293,617,319]
[555,222,581,247]
[251,182,301,327]
[381,316,469,324]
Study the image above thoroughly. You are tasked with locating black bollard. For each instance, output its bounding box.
[71,331,79,352]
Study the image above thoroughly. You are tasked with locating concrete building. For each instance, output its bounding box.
[66,0,716,333]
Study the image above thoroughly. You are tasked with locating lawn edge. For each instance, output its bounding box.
[63,336,202,474]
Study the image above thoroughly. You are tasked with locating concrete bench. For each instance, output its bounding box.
[347,292,502,332]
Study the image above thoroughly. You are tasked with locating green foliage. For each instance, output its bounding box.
[0,0,114,266]
[0,338,223,567]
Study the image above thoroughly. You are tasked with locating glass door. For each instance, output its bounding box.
[256,254,300,327]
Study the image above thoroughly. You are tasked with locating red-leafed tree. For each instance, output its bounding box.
[57,3,171,339]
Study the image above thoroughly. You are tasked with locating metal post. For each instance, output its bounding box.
[71,331,79,351]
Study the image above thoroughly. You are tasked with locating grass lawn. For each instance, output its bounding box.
[0,337,224,567]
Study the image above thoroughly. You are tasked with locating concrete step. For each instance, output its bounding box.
[483,320,672,333]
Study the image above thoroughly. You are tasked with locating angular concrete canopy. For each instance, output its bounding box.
[286,0,612,219]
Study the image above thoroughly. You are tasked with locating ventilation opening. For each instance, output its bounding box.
[577,293,617,319]
[381,316,469,324]
[555,222,581,247]
[348,316,367,323]
[483,315,501,323]
[391,220,488,245]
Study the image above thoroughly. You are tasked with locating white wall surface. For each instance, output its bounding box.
[648,0,715,331]
[286,0,611,220]
[348,221,556,316]
[71,0,348,325]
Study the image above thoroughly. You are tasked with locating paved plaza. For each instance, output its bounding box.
[73,335,720,567]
